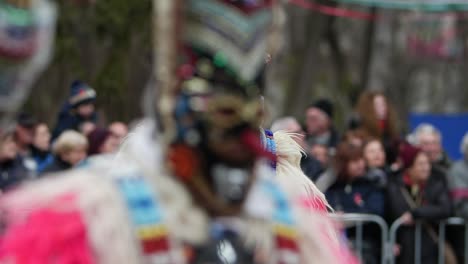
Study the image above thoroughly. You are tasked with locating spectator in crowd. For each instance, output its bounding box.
[52,80,97,140]
[14,113,37,157]
[363,139,389,187]
[271,117,323,181]
[411,123,452,172]
[109,121,128,144]
[305,98,339,149]
[79,121,96,136]
[386,143,453,264]
[353,91,400,165]
[325,142,385,264]
[449,132,468,219]
[314,129,367,192]
[342,129,367,149]
[87,128,120,156]
[310,143,329,168]
[42,130,88,174]
[31,123,54,173]
[0,129,36,191]
[448,132,468,263]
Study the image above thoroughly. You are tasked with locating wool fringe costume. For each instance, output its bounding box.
[0,120,355,263]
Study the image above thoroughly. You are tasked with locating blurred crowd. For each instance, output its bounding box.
[0,81,129,192]
[270,91,468,264]
[2,81,468,263]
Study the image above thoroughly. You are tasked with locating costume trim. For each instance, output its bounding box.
[261,179,301,263]
[264,129,277,169]
[113,175,173,262]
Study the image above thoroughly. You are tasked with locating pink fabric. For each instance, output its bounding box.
[298,195,328,213]
[298,195,359,264]
[0,196,95,264]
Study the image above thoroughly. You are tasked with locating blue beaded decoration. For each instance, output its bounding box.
[264,129,277,169]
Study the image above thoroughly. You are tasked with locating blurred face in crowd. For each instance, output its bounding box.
[306,107,329,136]
[0,135,18,161]
[99,134,120,154]
[15,125,34,147]
[408,152,431,183]
[363,140,386,168]
[61,146,87,166]
[347,135,364,149]
[76,103,95,118]
[347,158,366,180]
[311,144,329,166]
[373,95,387,120]
[285,120,306,148]
[109,122,128,143]
[33,123,51,151]
[418,132,442,163]
[79,121,96,136]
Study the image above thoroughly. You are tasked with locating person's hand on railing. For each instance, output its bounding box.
[393,243,401,256]
[400,211,414,225]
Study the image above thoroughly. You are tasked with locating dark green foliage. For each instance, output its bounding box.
[24,0,152,125]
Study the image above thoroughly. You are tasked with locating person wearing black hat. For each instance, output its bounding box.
[14,113,38,157]
[51,80,97,141]
[305,98,339,149]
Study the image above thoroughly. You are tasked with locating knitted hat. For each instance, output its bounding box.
[399,142,422,170]
[311,99,334,119]
[69,80,96,108]
[16,112,37,129]
[87,128,111,155]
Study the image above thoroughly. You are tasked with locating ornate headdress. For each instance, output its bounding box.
[154,0,281,215]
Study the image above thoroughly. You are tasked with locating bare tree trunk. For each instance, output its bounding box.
[287,12,327,117]
[360,7,377,91]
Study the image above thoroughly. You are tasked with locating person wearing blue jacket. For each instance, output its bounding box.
[51,80,97,141]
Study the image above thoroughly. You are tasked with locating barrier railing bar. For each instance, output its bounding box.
[330,213,389,264]
[333,215,468,264]
[389,217,405,264]
[438,222,446,264]
[446,217,465,225]
[415,222,422,264]
[465,224,468,264]
[356,222,363,262]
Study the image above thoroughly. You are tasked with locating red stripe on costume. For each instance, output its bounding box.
[142,237,170,254]
[289,0,377,21]
[276,236,299,251]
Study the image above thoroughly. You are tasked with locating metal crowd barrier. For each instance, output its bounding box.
[330,213,389,264]
[388,216,467,264]
[331,214,468,264]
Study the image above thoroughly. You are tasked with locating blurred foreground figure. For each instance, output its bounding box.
[0,1,355,263]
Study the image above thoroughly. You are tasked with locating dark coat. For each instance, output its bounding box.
[326,177,385,264]
[326,177,385,216]
[51,103,97,141]
[386,172,452,264]
[41,156,72,175]
[31,146,54,173]
[0,156,35,191]
[300,154,323,182]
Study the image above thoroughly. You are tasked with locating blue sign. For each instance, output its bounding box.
[409,113,468,161]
